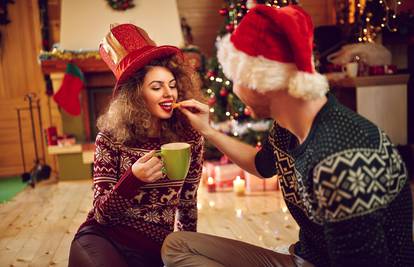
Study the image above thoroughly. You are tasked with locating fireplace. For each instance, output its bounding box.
[41,58,115,142]
[87,87,112,140]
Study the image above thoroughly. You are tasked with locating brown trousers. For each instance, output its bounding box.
[162,231,314,267]
[68,225,163,267]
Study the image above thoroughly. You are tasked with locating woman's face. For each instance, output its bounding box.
[141,66,178,119]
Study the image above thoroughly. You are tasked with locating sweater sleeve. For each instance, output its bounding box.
[92,132,146,225]
[255,122,295,178]
[312,147,405,266]
[175,133,204,232]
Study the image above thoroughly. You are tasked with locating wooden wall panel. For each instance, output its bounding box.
[176,0,225,58]
[301,0,336,27]
[0,0,61,177]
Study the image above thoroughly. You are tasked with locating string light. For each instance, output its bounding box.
[356,0,402,43]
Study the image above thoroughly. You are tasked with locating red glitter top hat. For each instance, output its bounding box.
[99,23,182,94]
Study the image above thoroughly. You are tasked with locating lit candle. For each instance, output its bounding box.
[207,177,216,193]
[233,176,245,196]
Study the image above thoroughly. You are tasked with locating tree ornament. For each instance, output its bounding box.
[220,88,229,97]
[219,8,229,16]
[208,96,217,106]
[226,23,235,33]
[206,70,216,79]
[244,107,251,116]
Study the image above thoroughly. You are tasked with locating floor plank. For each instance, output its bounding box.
[0,180,298,266]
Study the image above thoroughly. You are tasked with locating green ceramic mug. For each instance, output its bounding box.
[156,142,191,180]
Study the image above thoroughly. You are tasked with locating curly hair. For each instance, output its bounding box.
[97,55,204,145]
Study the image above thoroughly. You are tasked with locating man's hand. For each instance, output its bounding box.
[178,99,213,137]
[178,99,262,177]
[131,150,164,183]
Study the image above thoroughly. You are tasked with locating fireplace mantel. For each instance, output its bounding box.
[40,58,109,74]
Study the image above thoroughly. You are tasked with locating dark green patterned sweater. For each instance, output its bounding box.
[255,93,414,267]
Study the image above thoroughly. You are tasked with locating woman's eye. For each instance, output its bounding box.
[151,87,161,91]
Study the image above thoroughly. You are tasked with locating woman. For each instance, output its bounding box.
[68,23,204,267]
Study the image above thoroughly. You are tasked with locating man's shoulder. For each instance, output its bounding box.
[312,102,384,156]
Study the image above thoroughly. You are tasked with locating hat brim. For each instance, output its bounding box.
[114,45,182,93]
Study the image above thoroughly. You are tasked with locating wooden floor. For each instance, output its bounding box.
[0,180,298,267]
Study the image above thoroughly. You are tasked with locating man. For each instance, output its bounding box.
[162,4,414,267]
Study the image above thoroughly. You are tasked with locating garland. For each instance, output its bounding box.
[39,48,100,61]
[106,0,134,11]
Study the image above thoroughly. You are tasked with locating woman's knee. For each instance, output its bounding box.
[68,234,128,267]
[68,239,95,267]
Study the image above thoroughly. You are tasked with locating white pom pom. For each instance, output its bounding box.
[288,71,329,100]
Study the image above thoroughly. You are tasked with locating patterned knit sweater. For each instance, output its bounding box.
[79,130,204,245]
[256,94,414,267]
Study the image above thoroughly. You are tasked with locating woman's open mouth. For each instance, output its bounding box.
[159,100,173,112]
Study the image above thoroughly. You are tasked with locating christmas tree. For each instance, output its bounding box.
[203,0,299,160]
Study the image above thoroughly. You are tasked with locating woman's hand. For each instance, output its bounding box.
[131,150,163,183]
[178,99,213,136]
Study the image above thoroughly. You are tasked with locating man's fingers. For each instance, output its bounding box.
[179,99,207,112]
[180,107,198,120]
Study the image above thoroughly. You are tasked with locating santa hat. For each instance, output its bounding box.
[217,5,329,100]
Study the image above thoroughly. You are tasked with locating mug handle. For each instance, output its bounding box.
[154,150,167,174]
[154,150,162,157]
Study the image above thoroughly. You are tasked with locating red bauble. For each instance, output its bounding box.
[244,107,251,116]
[206,70,216,78]
[219,8,228,16]
[219,88,228,97]
[226,23,235,32]
[208,96,217,106]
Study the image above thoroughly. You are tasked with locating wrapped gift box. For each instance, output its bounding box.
[244,171,279,192]
[214,164,244,189]
[203,161,221,180]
